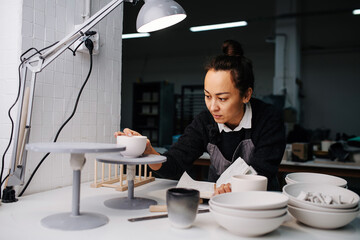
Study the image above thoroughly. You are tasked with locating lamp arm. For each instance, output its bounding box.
[7,0,131,188]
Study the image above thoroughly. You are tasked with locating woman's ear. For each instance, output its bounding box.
[243,88,253,103]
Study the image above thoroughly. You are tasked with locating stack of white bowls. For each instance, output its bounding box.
[209,191,289,237]
[283,183,360,229]
[285,172,347,187]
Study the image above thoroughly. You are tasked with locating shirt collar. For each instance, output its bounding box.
[217,102,252,133]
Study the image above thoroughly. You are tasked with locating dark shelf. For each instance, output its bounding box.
[132,82,174,146]
[135,126,159,130]
[136,100,159,104]
[137,113,159,116]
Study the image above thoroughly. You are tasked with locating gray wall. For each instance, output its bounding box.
[302,50,360,138]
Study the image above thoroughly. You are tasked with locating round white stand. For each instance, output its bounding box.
[26,142,125,231]
[96,153,166,210]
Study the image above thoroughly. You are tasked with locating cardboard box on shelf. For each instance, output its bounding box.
[292,143,313,162]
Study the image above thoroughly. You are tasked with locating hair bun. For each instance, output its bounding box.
[222,40,244,57]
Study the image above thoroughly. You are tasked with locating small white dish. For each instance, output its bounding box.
[210,191,289,210]
[209,203,287,218]
[210,208,287,237]
[286,172,347,187]
[283,183,359,209]
[288,204,359,229]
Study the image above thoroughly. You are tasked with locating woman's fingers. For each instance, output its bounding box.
[217,186,225,194]
[114,131,125,137]
[123,128,141,136]
[214,183,232,195]
[123,128,133,136]
[114,128,141,138]
[224,183,231,192]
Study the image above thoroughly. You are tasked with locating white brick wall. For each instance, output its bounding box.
[0,0,123,195]
[0,0,23,192]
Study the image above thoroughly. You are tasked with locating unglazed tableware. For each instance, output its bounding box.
[283,183,359,209]
[285,172,347,187]
[210,191,288,210]
[116,135,147,157]
[288,204,359,229]
[231,175,268,192]
[210,208,287,237]
[209,203,287,218]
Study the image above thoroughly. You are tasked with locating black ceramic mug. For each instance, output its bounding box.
[166,188,200,228]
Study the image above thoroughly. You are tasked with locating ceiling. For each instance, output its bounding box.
[122,0,275,59]
[121,0,360,60]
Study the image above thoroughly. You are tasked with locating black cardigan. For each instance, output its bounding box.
[156,98,286,189]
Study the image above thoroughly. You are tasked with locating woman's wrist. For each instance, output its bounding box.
[144,146,158,155]
[149,163,162,171]
[146,145,162,170]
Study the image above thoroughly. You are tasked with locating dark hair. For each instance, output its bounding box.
[205,40,254,96]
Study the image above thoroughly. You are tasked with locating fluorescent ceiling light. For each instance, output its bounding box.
[353,9,360,15]
[190,21,248,32]
[122,33,150,39]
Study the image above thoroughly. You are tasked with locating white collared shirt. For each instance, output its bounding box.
[217,102,252,132]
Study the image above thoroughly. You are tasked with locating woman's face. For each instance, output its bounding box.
[204,69,247,129]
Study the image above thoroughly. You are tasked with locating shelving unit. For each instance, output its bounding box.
[179,85,206,132]
[132,82,174,147]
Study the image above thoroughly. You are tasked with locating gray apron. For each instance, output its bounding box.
[207,129,254,182]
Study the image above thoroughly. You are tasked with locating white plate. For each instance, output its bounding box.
[210,191,289,210]
[288,204,359,229]
[210,208,287,237]
[283,183,359,209]
[209,203,287,218]
[286,172,347,187]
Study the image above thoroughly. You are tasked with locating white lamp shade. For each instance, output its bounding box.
[136,0,186,33]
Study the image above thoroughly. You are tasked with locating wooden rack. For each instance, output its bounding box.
[90,161,155,191]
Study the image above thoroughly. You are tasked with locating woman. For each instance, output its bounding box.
[115,40,286,194]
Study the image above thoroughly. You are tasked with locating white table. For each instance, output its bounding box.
[96,153,166,210]
[0,178,359,240]
[25,142,125,231]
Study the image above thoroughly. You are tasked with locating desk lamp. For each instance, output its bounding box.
[3,0,186,200]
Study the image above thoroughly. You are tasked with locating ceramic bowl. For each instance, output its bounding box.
[286,198,359,213]
[116,136,147,157]
[209,203,287,218]
[283,183,359,209]
[210,191,289,210]
[285,172,347,187]
[288,204,359,229]
[210,208,287,237]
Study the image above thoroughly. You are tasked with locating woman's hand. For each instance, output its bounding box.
[114,128,161,170]
[213,183,232,196]
[114,128,140,137]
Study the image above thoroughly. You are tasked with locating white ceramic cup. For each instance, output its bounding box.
[321,140,333,152]
[116,135,147,157]
[231,175,268,192]
[166,188,200,229]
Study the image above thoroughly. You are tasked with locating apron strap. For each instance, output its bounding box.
[244,128,252,140]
